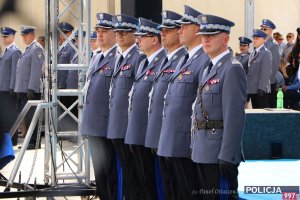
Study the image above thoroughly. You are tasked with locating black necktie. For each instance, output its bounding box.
[183,54,189,64]
[117,55,124,68]
[160,57,168,70]
[207,61,213,76]
[143,59,149,70]
[91,51,94,58]
[98,54,104,66]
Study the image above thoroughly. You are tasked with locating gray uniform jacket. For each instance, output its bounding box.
[107,46,145,139]
[247,46,272,94]
[265,37,280,84]
[80,46,118,137]
[235,53,250,74]
[0,44,22,91]
[66,52,78,89]
[157,47,209,158]
[145,47,187,148]
[14,41,44,93]
[191,53,247,165]
[58,43,76,89]
[125,49,167,145]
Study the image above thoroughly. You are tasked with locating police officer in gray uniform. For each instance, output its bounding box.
[57,22,77,132]
[235,37,251,74]
[143,10,186,200]
[124,18,167,200]
[157,5,209,200]
[14,25,44,149]
[107,14,145,200]
[66,30,86,89]
[260,19,280,108]
[80,13,118,200]
[247,29,272,108]
[0,27,21,145]
[57,22,75,89]
[192,14,247,200]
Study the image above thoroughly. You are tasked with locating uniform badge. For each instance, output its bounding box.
[163,11,167,19]
[37,52,43,59]
[120,71,123,75]
[144,76,148,80]
[117,15,122,22]
[205,85,210,91]
[109,53,113,57]
[178,74,183,80]
[100,13,104,19]
[173,55,177,60]
[155,57,158,62]
[99,69,104,74]
[201,16,207,24]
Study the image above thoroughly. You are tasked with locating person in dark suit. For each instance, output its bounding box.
[0,27,21,145]
[107,14,145,200]
[144,10,186,200]
[260,19,280,108]
[157,5,209,200]
[14,25,44,149]
[247,29,272,108]
[235,37,251,74]
[124,17,167,200]
[192,14,247,200]
[80,13,118,200]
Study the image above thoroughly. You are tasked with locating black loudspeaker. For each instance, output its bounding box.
[121,0,162,23]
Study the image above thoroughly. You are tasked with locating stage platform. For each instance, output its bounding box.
[1,144,299,199]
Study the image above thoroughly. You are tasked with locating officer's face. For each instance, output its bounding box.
[96,27,116,50]
[90,39,99,51]
[160,28,180,50]
[239,44,249,54]
[202,32,229,59]
[114,31,136,51]
[1,35,14,46]
[252,37,265,48]
[21,33,35,45]
[178,24,199,47]
[138,35,156,55]
[58,31,71,45]
[261,27,272,37]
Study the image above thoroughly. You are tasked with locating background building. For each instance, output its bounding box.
[0,0,300,53]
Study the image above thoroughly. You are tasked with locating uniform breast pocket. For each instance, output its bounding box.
[160,73,172,82]
[120,69,132,78]
[203,84,221,105]
[104,68,113,77]
[176,74,195,97]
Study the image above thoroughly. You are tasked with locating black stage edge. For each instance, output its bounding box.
[0,180,96,198]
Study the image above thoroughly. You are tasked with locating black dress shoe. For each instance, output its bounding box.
[27,143,36,150]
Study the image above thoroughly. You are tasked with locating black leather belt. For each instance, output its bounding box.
[195,120,223,130]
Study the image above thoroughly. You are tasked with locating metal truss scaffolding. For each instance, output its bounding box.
[1,0,94,198]
[44,0,91,186]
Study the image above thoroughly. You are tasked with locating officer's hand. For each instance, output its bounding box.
[219,160,237,178]
[257,89,266,96]
[27,89,35,100]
